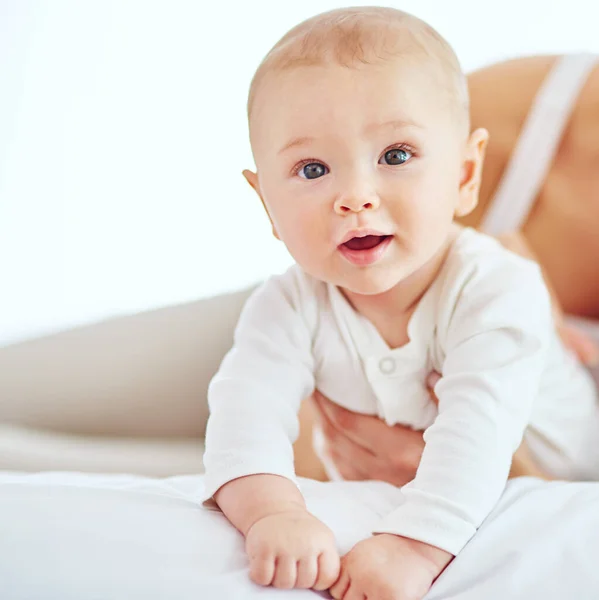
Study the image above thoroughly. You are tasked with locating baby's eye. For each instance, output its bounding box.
[298,162,328,179]
[380,148,412,166]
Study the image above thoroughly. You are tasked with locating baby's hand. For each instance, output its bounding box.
[245,509,340,590]
[330,534,452,600]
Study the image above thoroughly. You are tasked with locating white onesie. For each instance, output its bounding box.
[203,228,599,556]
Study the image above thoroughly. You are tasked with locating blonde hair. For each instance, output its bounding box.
[247,6,469,131]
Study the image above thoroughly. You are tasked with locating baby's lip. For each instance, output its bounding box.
[338,228,391,246]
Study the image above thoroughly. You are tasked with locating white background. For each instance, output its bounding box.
[1,0,598,346]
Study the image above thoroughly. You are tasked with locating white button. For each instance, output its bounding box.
[378,357,396,375]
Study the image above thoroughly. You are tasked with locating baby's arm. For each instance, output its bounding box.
[376,259,551,546]
[203,273,314,499]
[203,271,339,590]
[333,258,552,600]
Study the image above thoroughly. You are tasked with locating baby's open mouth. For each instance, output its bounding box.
[342,234,392,251]
[338,233,393,266]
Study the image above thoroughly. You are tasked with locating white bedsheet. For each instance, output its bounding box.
[1,472,598,599]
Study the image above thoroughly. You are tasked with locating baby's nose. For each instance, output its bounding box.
[334,189,380,215]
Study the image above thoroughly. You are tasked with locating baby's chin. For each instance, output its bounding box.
[297,260,406,296]
[332,271,403,297]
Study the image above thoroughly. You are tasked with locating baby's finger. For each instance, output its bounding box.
[317,550,342,592]
[248,555,275,587]
[295,556,318,589]
[328,565,349,598]
[272,555,297,589]
[343,582,367,600]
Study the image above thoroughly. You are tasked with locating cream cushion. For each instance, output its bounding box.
[0,287,254,473]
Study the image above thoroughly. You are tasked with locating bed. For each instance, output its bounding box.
[1,472,598,599]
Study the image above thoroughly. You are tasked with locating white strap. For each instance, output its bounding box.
[481,54,598,236]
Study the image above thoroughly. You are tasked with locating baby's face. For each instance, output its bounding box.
[248,58,476,296]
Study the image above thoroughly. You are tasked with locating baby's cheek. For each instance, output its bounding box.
[288,209,324,242]
[414,191,456,231]
[284,217,332,271]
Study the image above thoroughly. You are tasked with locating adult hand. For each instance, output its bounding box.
[311,373,439,487]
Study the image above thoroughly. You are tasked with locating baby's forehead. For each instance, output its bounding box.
[254,58,436,111]
[248,58,464,148]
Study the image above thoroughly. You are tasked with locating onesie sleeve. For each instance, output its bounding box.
[202,269,316,502]
[374,257,551,555]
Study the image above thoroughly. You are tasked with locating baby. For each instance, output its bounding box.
[203,7,599,599]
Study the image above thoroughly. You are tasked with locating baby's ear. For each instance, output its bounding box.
[241,169,280,240]
[242,169,261,198]
[456,128,489,217]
